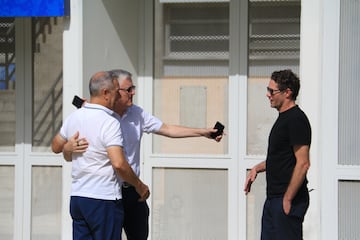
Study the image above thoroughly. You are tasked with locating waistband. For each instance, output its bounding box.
[122,182,134,188]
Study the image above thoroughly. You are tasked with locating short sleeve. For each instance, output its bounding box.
[142,110,163,133]
[102,118,124,147]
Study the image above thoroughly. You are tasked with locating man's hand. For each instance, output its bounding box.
[283,197,291,215]
[135,182,150,202]
[244,161,266,195]
[64,131,89,154]
[206,128,225,142]
[244,168,257,195]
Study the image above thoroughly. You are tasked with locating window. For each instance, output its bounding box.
[153,1,229,154]
[32,17,63,151]
[247,0,301,155]
[0,18,15,151]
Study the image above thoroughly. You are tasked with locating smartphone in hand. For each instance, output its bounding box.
[72,95,84,109]
[210,121,225,139]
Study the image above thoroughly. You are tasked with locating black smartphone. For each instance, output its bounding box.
[210,121,225,139]
[72,95,84,109]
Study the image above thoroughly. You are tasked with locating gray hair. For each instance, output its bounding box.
[109,69,132,83]
[88,71,114,96]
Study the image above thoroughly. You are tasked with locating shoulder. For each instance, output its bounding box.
[286,105,309,120]
[293,106,310,124]
[129,104,155,119]
[288,106,312,134]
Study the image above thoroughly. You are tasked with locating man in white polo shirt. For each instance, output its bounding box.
[51,71,149,240]
[110,69,223,240]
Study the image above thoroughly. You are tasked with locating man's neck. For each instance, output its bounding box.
[118,107,129,117]
[90,97,110,109]
[278,101,296,113]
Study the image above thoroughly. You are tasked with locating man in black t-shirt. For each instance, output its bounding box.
[244,69,311,240]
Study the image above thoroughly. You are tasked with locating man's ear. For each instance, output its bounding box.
[101,88,110,100]
[285,88,293,99]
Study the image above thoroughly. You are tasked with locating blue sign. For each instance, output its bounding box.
[0,0,69,17]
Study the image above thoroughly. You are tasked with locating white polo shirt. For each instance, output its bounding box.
[118,105,163,176]
[60,103,123,200]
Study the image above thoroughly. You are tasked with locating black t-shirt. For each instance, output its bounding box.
[266,105,311,198]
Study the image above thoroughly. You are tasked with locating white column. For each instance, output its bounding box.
[62,0,84,239]
[299,0,322,239]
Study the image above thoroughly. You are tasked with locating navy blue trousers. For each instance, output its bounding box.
[261,193,309,240]
[70,196,124,240]
[122,185,150,240]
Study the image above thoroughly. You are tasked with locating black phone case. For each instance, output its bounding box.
[211,121,225,139]
[72,95,84,109]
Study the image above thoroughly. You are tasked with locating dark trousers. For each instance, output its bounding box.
[122,185,150,240]
[261,193,309,240]
[70,196,124,240]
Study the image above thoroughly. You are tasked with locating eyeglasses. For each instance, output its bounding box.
[119,85,136,93]
[266,87,282,96]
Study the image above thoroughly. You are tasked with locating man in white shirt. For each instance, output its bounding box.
[51,71,149,240]
[111,69,223,240]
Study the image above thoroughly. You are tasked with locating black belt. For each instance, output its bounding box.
[122,182,133,188]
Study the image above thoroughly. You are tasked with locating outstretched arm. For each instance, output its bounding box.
[156,123,223,142]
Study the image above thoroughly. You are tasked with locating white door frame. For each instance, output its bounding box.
[139,1,247,239]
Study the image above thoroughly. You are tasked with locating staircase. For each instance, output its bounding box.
[0,17,63,149]
[32,17,63,147]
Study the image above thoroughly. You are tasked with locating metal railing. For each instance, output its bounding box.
[0,17,15,90]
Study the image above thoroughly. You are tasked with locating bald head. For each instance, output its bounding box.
[88,71,120,110]
[89,71,114,97]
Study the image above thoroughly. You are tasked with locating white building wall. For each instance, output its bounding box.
[82,0,141,98]
[61,0,345,239]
